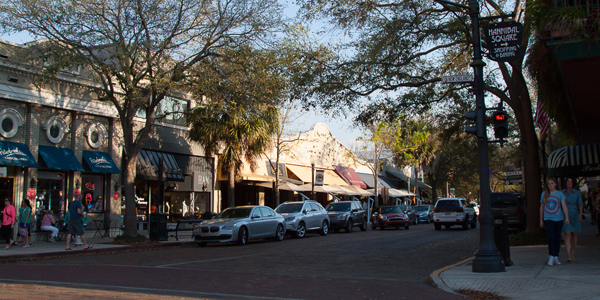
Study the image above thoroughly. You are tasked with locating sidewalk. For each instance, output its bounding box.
[0,234,193,262]
[431,215,600,300]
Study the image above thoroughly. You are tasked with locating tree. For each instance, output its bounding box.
[297,0,542,233]
[187,45,280,208]
[0,0,282,236]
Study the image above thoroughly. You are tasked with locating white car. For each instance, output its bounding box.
[433,198,477,230]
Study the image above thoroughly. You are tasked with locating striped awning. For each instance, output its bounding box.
[548,144,600,177]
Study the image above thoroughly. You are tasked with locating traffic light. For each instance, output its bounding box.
[492,110,508,139]
[464,111,477,135]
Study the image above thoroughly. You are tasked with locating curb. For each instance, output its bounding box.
[0,241,196,263]
[428,256,474,296]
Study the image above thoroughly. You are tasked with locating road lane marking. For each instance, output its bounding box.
[155,251,280,267]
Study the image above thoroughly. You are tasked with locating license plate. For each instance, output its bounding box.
[444,212,452,215]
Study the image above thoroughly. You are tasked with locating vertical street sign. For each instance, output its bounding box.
[484,21,524,62]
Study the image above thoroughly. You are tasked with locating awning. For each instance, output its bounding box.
[357,173,400,189]
[383,165,432,190]
[548,144,600,177]
[0,141,38,168]
[82,150,120,174]
[137,149,184,182]
[299,183,346,194]
[38,145,84,171]
[286,164,349,186]
[334,166,367,188]
[255,181,311,192]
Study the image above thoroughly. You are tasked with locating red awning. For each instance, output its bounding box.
[334,166,367,189]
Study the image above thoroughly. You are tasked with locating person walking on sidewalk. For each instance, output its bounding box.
[540,178,569,266]
[16,199,33,247]
[65,192,93,250]
[1,199,16,250]
[562,178,583,262]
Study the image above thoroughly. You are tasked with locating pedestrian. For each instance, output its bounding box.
[562,177,583,262]
[1,198,16,250]
[65,192,93,250]
[16,199,33,247]
[540,178,569,266]
[40,210,59,242]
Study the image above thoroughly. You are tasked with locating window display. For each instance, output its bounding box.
[81,174,105,212]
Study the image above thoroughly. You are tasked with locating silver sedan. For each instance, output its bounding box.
[193,206,286,246]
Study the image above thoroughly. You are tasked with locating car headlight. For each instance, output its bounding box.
[222,224,238,230]
[285,216,296,222]
[337,214,348,220]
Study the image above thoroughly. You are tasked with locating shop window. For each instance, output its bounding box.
[0,108,24,138]
[135,96,188,126]
[42,116,69,144]
[36,173,66,218]
[82,174,105,212]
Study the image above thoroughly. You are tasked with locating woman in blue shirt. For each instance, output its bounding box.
[562,177,583,262]
[540,178,570,266]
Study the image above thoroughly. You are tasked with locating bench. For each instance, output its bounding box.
[167,219,204,241]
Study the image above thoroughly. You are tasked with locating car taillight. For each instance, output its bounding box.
[455,207,464,213]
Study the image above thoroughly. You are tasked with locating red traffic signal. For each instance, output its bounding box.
[494,113,506,121]
[492,111,508,139]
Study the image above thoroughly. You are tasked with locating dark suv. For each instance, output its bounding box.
[325,201,367,233]
[490,192,526,231]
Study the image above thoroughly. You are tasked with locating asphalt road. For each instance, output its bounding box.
[0,223,479,299]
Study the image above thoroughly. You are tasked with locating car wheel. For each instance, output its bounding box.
[274,224,285,241]
[360,219,367,231]
[295,222,306,238]
[462,217,469,230]
[434,223,441,230]
[197,242,207,247]
[345,219,353,233]
[470,216,477,229]
[237,226,248,246]
[320,220,329,236]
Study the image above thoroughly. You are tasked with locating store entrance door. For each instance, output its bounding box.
[0,177,14,209]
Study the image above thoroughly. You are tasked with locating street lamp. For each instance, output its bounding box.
[310,156,317,201]
[433,0,505,273]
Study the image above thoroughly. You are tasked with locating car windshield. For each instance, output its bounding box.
[381,206,402,214]
[275,203,303,213]
[217,208,252,219]
[414,206,429,212]
[326,202,351,212]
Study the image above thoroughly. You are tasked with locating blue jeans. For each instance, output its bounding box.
[544,220,564,256]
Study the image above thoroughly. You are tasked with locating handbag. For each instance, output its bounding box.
[19,227,28,237]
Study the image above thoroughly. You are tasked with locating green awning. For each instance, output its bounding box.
[82,150,120,174]
[548,144,600,177]
[38,145,84,171]
[0,141,38,168]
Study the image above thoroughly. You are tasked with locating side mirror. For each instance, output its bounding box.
[302,209,307,214]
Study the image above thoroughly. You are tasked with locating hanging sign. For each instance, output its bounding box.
[315,170,324,186]
[484,21,524,62]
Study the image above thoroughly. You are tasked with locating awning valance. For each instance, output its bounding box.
[137,150,184,182]
[0,141,38,168]
[38,145,84,171]
[286,165,348,186]
[548,144,600,177]
[334,165,367,188]
[82,150,120,174]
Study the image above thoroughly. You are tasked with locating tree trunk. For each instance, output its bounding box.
[123,156,138,237]
[227,165,236,208]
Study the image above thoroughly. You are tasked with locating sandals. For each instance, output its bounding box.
[84,245,93,250]
[65,247,72,250]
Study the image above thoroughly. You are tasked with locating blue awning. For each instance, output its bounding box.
[0,141,38,168]
[356,173,399,189]
[38,145,84,171]
[82,150,120,174]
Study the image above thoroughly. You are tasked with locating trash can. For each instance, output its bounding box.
[149,213,168,241]
[493,209,513,266]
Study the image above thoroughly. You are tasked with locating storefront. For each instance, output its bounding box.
[0,140,39,209]
[81,150,120,213]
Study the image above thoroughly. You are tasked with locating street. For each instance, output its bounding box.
[0,224,479,299]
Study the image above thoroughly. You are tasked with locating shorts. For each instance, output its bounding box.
[68,219,85,236]
[18,222,31,228]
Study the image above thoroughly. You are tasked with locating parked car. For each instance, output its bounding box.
[470,202,480,216]
[275,200,329,238]
[193,206,285,246]
[433,198,477,230]
[371,205,414,230]
[325,200,367,233]
[490,192,526,231]
[414,205,434,224]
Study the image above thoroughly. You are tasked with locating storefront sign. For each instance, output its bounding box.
[84,182,95,190]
